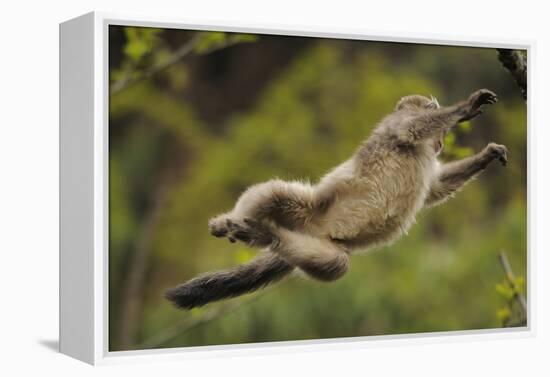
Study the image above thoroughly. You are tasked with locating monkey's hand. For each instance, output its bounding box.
[484,142,508,166]
[226,218,276,247]
[462,89,498,121]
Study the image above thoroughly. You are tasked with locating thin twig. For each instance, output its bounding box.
[111,34,251,95]
[498,250,527,317]
[110,34,201,95]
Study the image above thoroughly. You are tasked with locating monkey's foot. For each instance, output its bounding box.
[465,89,498,120]
[208,215,231,238]
[226,218,275,247]
[486,142,508,166]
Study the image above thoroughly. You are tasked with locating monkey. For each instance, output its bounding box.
[165,89,508,310]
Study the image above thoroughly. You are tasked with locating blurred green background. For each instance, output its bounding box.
[108,26,527,351]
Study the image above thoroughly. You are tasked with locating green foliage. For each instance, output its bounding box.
[123,27,162,62]
[110,27,163,88]
[111,29,257,93]
[194,32,258,54]
[193,32,227,53]
[495,282,515,300]
[443,131,474,159]
[108,27,527,351]
[495,275,526,326]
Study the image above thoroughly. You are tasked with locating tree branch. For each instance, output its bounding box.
[497,49,527,100]
[498,250,527,318]
[110,34,202,95]
[111,33,254,96]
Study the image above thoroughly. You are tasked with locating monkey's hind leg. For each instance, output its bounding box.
[219,219,349,281]
[271,229,350,282]
[220,218,350,281]
[208,179,315,241]
[207,181,278,240]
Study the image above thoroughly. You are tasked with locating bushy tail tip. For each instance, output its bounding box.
[165,251,293,310]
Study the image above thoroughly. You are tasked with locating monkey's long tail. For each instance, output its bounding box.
[165,251,294,310]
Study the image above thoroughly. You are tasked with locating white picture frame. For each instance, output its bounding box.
[59,11,534,365]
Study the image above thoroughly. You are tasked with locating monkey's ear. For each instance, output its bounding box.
[426,95,440,109]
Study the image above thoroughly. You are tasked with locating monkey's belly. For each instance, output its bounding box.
[315,155,435,250]
[322,191,426,250]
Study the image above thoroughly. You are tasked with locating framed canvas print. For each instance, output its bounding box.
[59,11,532,365]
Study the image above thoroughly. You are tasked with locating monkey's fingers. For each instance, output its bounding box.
[227,218,274,247]
[497,146,508,166]
[470,89,498,110]
[487,143,508,166]
[483,90,498,102]
[487,96,498,104]
[498,153,508,166]
[226,220,253,244]
[211,228,228,238]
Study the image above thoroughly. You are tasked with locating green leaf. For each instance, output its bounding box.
[444,132,456,147]
[123,27,161,62]
[458,121,472,132]
[453,146,474,159]
[514,276,525,291]
[496,307,511,322]
[194,32,227,54]
[194,32,259,55]
[234,247,256,264]
[495,282,514,300]
[228,34,259,44]
[125,40,149,62]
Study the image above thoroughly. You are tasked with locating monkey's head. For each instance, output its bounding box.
[395,95,445,155]
[395,94,440,112]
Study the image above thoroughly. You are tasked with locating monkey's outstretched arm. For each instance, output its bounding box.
[401,89,498,143]
[425,143,508,207]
